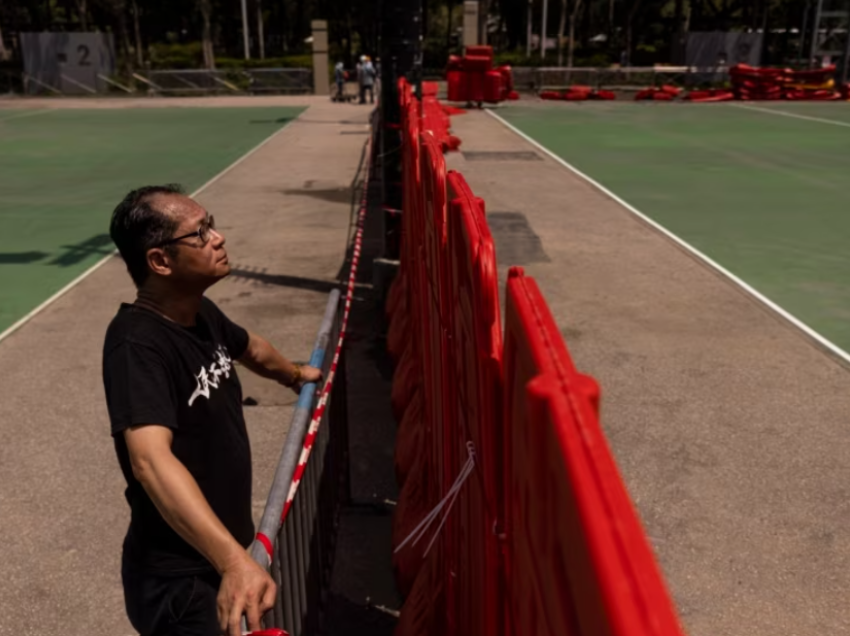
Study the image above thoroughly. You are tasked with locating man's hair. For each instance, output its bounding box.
[110,184,184,288]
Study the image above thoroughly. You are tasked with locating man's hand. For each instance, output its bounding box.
[217,551,277,636]
[291,364,323,393]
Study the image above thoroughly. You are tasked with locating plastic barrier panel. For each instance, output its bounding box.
[447,69,468,103]
[484,70,503,103]
[502,267,685,636]
[392,132,453,596]
[445,171,504,636]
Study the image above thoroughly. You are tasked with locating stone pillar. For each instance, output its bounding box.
[463,1,479,48]
[311,20,329,96]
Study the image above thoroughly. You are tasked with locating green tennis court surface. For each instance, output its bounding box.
[0,106,303,335]
[499,102,850,352]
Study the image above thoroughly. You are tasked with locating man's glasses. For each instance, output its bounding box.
[158,215,216,247]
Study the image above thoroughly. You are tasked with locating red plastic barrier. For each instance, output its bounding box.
[422,81,440,97]
[447,69,468,102]
[391,77,687,636]
[445,171,504,636]
[788,64,836,81]
[467,71,486,103]
[392,132,454,597]
[390,79,425,497]
[540,90,562,100]
[591,90,617,100]
[502,267,685,636]
[484,70,503,103]
[445,48,513,105]
[497,64,515,99]
[464,45,494,62]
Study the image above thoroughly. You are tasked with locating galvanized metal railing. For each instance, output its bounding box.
[249,289,350,635]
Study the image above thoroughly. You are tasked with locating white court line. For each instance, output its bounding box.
[0,113,303,346]
[0,108,53,122]
[486,107,850,366]
[730,102,850,129]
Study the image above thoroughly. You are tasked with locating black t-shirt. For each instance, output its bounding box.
[102,297,253,575]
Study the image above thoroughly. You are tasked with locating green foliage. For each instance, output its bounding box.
[148,42,204,70]
[146,43,313,70]
[215,55,313,69]
[494,49,613,68]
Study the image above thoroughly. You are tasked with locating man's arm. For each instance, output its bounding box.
[238,331,322,390]
[124,424,274,636]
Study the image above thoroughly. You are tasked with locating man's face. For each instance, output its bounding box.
[151,194,230,288]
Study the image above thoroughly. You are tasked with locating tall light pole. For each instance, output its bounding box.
[541,0,548,59]
[241,0,251,60]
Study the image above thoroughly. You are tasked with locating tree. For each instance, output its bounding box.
[198,0,215,69]
[556,0,582,67]
[132,0,143,67]
[0,15,8,62]
[557,0,568,65]
[77,0,89,30]
[624,0,642,65]
[567,0,582,66]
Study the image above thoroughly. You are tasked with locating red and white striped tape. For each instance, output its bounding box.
[255,135,371,560]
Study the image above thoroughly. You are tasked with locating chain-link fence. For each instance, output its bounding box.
[2,67,313,97]
[507,66,732,93]
[140,68,313,95]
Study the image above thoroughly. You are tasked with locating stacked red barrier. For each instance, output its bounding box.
[446,45,518,105]
[730,64,785,100]
[784,65,841,100]
[731,64,841,100]
[387,77,686,636]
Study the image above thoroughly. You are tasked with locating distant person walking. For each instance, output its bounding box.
[103,185,322,636]
[334,61,346,101]
[359,56,376,104]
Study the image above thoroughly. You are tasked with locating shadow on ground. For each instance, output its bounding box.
[229,265,341,295]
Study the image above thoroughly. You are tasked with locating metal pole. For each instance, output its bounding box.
[249,290,340,569]
[540,0,548,59]
[526,0,533,56]
[798,0,810,65]
[241,0,251,60]
[257,0,265,59]
[809,0,824,68]
[841,6,850,83]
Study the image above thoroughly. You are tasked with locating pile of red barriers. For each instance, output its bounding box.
[446,45,519,105]
[730,64,843,101]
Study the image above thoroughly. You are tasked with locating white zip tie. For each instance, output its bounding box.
[394,442,476,558]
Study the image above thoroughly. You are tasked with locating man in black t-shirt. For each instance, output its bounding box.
[103,185,322,636]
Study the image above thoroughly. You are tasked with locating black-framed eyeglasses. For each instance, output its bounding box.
[158,215,216,247]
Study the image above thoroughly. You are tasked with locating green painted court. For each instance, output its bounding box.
[0,106,303,335]
[498,101,850,353]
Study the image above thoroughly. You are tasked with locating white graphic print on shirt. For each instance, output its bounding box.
[188,345,233,406]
